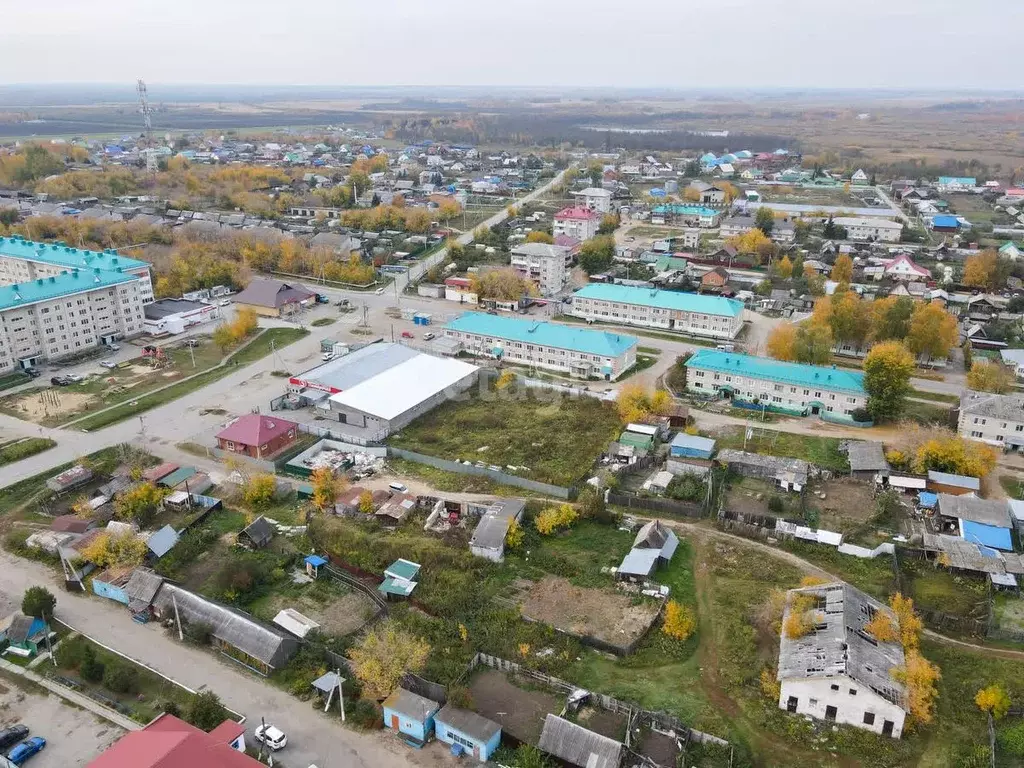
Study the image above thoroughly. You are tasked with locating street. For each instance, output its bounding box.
[0,549,453,768]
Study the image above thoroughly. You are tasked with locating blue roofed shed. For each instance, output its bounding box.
[961,520,1013,551]
[917,492,938,510]
[670,433,715,459]
[931,215,960,230]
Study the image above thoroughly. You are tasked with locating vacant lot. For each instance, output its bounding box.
[0,673,124,767]
[248,577,375,638]
[807,477,880,534]
[390,385,622,486]
[724,477,798,519]
[759,185,867,208]
[710,425,850,472]
[468,668,562,745]
[517,575,661,650]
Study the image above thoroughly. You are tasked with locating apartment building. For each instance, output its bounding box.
[958,390,1024,450]
[685,349,868,420]
[832,217,903,243]
[571,284,744,339]
[0,237,151,372]
[443,311,637,380]
[572,187,612,213]
[509,243,569,296]
[0,236,154,303]
[553,207,601,241]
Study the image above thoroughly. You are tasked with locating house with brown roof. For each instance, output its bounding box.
[232,277,316,317]
[215,414,298,459]
[700,266,730,292]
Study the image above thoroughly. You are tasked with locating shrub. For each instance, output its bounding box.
[80,655,105,683]
[103,663,139,694]
[348,699,383,730]
[54,636,91,669]
[767,495,784,514]
[184,690,230,732]
[662,601,696,641]
[534,504,578,535]
[850,407,871,423]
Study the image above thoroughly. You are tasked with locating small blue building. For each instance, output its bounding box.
[434,705,502,761]
[382,687,441,746]
[670,433,716,460]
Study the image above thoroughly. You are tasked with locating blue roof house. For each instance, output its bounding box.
[937,494,1013,551]
[382,687,441,747]
[670,433,716,460]
[434,705,502,761]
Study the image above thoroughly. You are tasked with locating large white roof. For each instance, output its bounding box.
[328,354,478,420]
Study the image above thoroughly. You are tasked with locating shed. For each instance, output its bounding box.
[239,516,275,549]
[618,430,654,451]
[124,567,164,614]
[844,441,888,477]
[617,548,661,580]
[538,714,623,768]
[146,525,180,558]
[927,471,980,495]
[158,466,197,489]
[937,494,1013,551]
[46,465,93,493]
[91,566,133,605]
[305,554,328,578]
[434,705,502,761]
[917,492,938,510]
[633,520,679,561]
[382,687,441,745]
[142,462,179,483]
[50,515,95,534]
[380,558,420,598]
[272,608,320,639]
[469,499,526,562]
[669,433,715,460]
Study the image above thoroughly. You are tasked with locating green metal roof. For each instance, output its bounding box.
[686,349,866,395]
[445,312,637,358]
[0,236,150,272]
[574,284,743,317]
[379,577,416,597]
[619,431,654,449]
[385,558,421,581]
[0,268,136,312]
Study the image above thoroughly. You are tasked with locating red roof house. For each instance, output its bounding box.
[883,254,930,281]
[87,714,255,768]
[215,414,299,459]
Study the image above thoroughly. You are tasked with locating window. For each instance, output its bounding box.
[849,689,857,696]
[809,698,818,707]
[830,684,839,691]
[863,712,875,726]
[971,431,983,438]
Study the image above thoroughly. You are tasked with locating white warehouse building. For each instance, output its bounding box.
[571,284,744,339]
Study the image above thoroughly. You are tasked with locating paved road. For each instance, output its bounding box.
[0,549,453,768]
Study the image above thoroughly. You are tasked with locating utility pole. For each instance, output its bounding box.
[188,341,196,368]
[171,593,183,641]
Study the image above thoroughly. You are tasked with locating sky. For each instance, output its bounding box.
[1,0,1021,91]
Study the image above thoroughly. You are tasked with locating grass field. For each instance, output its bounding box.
[711,425,850,472]
[71,328,308,431]
[1000,475,1024,500]
[389,381,622,486]
[0,438,56,466]
[910,388,960,404]
[0,370,30,393]
[902,399,953,426]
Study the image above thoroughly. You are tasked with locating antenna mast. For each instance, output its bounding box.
[137,79,157,173]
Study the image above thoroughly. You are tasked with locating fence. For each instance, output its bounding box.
[465,653,729,748]
[208,446,277,474]
[607,491,704,519]
[388,446,576,499]
[297,422,389,447]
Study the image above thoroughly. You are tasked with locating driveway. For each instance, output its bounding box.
[0,550,451,768]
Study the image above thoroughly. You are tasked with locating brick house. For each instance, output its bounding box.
[215,414,298,459]
[700,266,730,292]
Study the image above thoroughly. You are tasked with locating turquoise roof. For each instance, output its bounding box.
[686,349,866,395]
[0,268,136,311]
[574,284,744,318]
[385,558,421,581]
[445,312,637,358]
[0,236,149,272]
[652,204,720,217]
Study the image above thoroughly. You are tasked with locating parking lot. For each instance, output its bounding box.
[0,676,124,767]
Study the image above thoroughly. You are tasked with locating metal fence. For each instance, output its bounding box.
[388,446,576,499]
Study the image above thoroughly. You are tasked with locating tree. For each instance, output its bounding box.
[914,434,998,478]
[438,200,462,222]
[597,213,620,235]
[828,291,871,347]
[906,302,958,361]
[525,231,554,244]
[967,360,1015,393]
[889,592,924,650]
[791,255,805,279]
[358,490,375,514]
[348,621,431,699]
[975,684,1011,720]
[184,690,230,732]
[241,473,276,510]
[616,384,672,423]
[863,610,899,643]
[662,601,696,641]
[587,160,604,186]
[831,253,853,284]
[775,254,793,279]
[103,663,139,694]
[766,324,797,361]
[963,250,998,289]
[870,295,915,341]
[962,340,974,371]
[793,324,833,364]
[21,586,55,619]
[863,341,915,422]
[727,228,772,256]
[80,530,148,569]
[682,187,701,203]
[310,467,342,512]
[578,235,616,275]
[505,519,524,551]
[114,482,168,527]
[754,206,775,236]
[535,504,579,535]
[893,650,940,727]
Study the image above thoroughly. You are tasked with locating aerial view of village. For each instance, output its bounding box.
[0,4,1023,768]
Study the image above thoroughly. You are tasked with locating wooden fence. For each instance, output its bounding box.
[607,492,704,519]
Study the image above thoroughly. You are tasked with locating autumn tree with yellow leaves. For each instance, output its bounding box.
[662,601,697,641]
[962,249,999,289]
[975,684,1011,720]
[348,622,430,700]
[79,530,149,569]
[967,360,1016,393]
[616,384,673,424]
[831,253,854,284]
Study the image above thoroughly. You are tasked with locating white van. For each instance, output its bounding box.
[388,482,408,493]
[716,344,735,352]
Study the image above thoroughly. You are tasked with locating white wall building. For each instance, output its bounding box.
[832,217,903,243]
[778,582,908,739]
[958,390,1024,450]
[571,284,744,340]
[509,243,569,296]
[553,207,601,241]
[572,187,612,213]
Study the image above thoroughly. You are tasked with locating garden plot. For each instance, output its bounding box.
[515,575,661,651]
[805,477,880,534]
[723,477,799,519]
[467,667,563,745]
[248,578,375,638]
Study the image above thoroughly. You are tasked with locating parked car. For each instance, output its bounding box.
[0,726,29,751]
[24,368,40,378]
[375,288,385,295]
[401,331,413,339]
[50,376,70,386]
[65,373,83,382]
[99,361,117,370]
[423,332,435,341]
[8,736,45,765]
[389,482,408,493]
[218,299,231,306]
[254,724,287,751]
[322,352,334,362]
[106,343,121,351]
[184,339,200,347]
